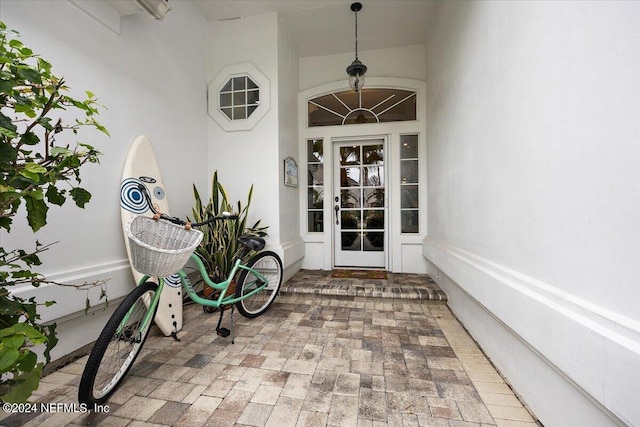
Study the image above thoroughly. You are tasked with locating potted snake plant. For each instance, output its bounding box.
[190,171,267,298]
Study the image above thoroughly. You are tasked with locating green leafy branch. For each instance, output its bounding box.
[0,21,108,233]
[0,21,109,402]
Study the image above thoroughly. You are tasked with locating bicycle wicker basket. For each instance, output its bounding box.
[126,215,203,278]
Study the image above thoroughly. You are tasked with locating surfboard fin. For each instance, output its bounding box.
[171,322,181,341]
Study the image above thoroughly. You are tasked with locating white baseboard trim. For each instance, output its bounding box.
[9,259,134,365]
[12,259,135,324]
[266,238,305,268]
[423,237,637,427]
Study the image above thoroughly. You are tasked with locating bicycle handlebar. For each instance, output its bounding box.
[138,184,238,228]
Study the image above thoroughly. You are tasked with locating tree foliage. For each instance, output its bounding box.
[0,21,108,402]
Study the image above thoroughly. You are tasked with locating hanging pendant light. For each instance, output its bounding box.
[346,2,367,92]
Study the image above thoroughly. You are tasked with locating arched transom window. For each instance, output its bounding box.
[308,88,416,127]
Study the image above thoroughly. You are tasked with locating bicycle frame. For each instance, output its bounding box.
[79,183,283,406]
[120,252,269,338]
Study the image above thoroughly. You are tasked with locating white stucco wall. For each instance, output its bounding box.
[423,1,640,425]
[207,12,303,276]
[277,16,305,272]
[299,44,426,92]
[207,14,280,242]
[0,0,207,361]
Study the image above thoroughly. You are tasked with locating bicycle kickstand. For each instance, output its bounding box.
[216,305,230,338]
[230,304,235,345]
[214,304,236,344]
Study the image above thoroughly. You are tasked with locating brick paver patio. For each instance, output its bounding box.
[0,271,540,426]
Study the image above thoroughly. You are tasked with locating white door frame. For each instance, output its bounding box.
[332,135,389,269]
[298,78,427,273]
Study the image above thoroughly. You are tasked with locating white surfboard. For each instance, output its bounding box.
[120,135,182,337]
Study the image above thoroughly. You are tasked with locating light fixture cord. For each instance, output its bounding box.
[354,9,359,60]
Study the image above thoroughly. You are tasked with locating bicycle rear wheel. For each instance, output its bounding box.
[78,281,158,405]
[235,251,283,318]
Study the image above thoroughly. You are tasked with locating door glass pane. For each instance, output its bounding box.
[340,146,360,165]
[341,189,360,208]
[364,210,384,230]
[341,211,360,229]
[308,188,323,209]
[401,210,418,233]
[309,88,417,127]
[308,139,323,162]
[363,145,383,164]
[364,232,384,251]
[363,166,384,186]
[221,107,232,120]
[342,232,361,250]
[401,186,418,209]
[400,134,419,234]
[343,110,376,125]
[308,164,323,185]
[363,189,384,208]
[307,139,323,233]
[401,160,418,184]
[340,167,361,187]
[401,135,419,158]
[308,212,323,233]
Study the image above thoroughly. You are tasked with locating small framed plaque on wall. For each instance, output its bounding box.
[284,157,298,187]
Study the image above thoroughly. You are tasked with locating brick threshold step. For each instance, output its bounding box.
[279,269,448,302]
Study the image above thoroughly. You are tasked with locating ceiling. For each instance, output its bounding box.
[189,0,435,58]
[105,1,435,57]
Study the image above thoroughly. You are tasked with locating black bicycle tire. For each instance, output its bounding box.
[78,281,158,406]
[235,251,283,318]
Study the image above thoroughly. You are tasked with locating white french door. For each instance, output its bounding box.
[333,139,386,268]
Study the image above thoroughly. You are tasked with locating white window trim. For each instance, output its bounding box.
[208,63,270,132]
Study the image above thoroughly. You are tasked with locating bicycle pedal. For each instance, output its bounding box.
[217,328,230,337]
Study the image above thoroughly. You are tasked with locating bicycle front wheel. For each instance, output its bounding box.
[235,251,283,318]
[78,281,158,405]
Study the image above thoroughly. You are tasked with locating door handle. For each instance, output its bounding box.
[334,204,340,225]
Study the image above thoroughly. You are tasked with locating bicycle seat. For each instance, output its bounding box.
[238,235,265,251]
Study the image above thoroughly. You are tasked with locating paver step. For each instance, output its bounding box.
[280,270,447,301]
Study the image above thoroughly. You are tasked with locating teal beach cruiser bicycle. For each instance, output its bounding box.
[78,185,283,405]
